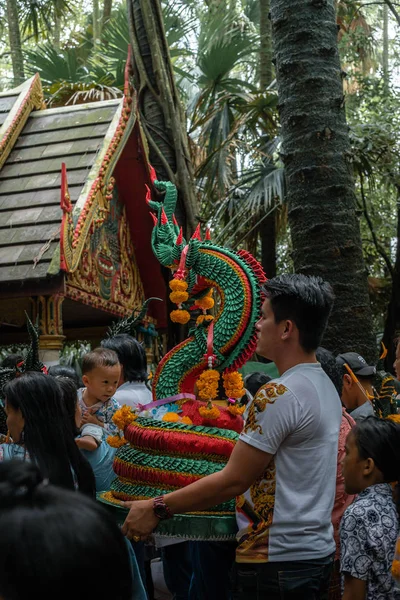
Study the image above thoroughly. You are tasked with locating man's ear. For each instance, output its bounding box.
[343,374,352,388]
[281,320,294,340]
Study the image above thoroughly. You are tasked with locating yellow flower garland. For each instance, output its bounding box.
[223,371,245,400]
[227,404,246,416]
[170,290,189,304]
[199,404,220,419]
[107,435,128,448]
[170,309,191,324]
[169,279,188,292]
[196,314,214,325]
[197,369,220,401]
[196,289,214,310]
[112,405,137,430]
[162,412,181,423]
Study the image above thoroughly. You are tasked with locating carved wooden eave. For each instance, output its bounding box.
[59,52,136,275]
[0,75,44,171]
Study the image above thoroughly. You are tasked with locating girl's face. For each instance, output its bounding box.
[5,400,25,443]
[342,430,368,495]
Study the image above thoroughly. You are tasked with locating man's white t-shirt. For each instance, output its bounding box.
[236,362,342,564]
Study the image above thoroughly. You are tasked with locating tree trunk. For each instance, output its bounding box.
[382,196,400,372]
[54,13,61,48]
[259,0,276,278]
[103,0,112,28]
[383,3,389,93]
[93,0,101,49]
[270,0,376,361]
[6,0,24,86]
[127,0,197,233]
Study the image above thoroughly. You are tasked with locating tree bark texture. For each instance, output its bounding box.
[270,0,376,361]
[382,198,400,371]
[103,0,112,28]
[6,0,24,86]
[127,0,198,233]
[259,0,276,278]
[93,0,102,48]
[383,3,389,93]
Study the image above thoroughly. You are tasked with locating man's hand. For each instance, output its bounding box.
[81,412,102,426]
[121,499,159,540]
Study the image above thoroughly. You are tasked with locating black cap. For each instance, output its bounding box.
[336,352,376,377]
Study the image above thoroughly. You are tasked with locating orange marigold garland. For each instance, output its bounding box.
[170,309,190,325]
[112,405,137,430]
[223,370,246,415]
[196,289,214,310]
[162,412,181,423]
[196,314,214,326]
[107,435,128,448]
[170,290,189,304]
[197,369,221,419]
[169,279,188,292]
[392,559,400,581]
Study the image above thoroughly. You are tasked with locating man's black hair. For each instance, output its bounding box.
[101,334,148,383]
[263,274,334,353]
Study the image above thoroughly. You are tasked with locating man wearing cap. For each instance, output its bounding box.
[336,352,376,422]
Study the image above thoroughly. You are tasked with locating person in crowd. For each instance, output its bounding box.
[0,460,146,600]
[55,376,117,493]
[316,346,356,600]
[340,417,400,600]
[101,334,152,409]
[122,274,342,599]
[78,348,121,437]
[336,352,376,423]
[1,372,95,496]
[47,363,81,387]
[1,353,24,370]
[243,372,271,400]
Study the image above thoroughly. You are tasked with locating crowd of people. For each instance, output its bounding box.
[0,274,400,600]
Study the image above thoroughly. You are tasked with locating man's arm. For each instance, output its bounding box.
[121,440,273,539]
[342,573,366,600]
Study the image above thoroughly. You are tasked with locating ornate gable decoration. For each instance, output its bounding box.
[60,48,136,274]
[0,74,44,170]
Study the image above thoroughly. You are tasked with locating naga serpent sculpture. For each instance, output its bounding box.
[148,180,267,401]
[100,181,266,539]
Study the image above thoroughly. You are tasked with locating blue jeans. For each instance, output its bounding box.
[189,541,236,600]
[161,542,192,600]
[231,554,334,600]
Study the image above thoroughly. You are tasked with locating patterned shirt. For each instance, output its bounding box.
[236,363,341,563]
[340,483,400,600]
[77,388,120,437]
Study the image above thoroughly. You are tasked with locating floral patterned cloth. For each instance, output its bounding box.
[77,388,120,437]
[340,483,400,599]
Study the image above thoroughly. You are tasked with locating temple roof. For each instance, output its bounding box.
[0,84,124,285]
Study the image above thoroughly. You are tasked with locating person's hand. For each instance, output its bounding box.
[121,499,159,541]
[81,412,102,426]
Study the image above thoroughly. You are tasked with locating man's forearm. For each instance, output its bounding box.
[163,468,246,515]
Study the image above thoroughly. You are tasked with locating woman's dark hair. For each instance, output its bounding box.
[48,364,81,387]
[353,416,400,483]
[244,373,272,398]
[316,346,343,396]
[56,376,80,437]
[3,372,95,497]
[263,274,334,353]
[0,461,133,600]
[102,334,148,382]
